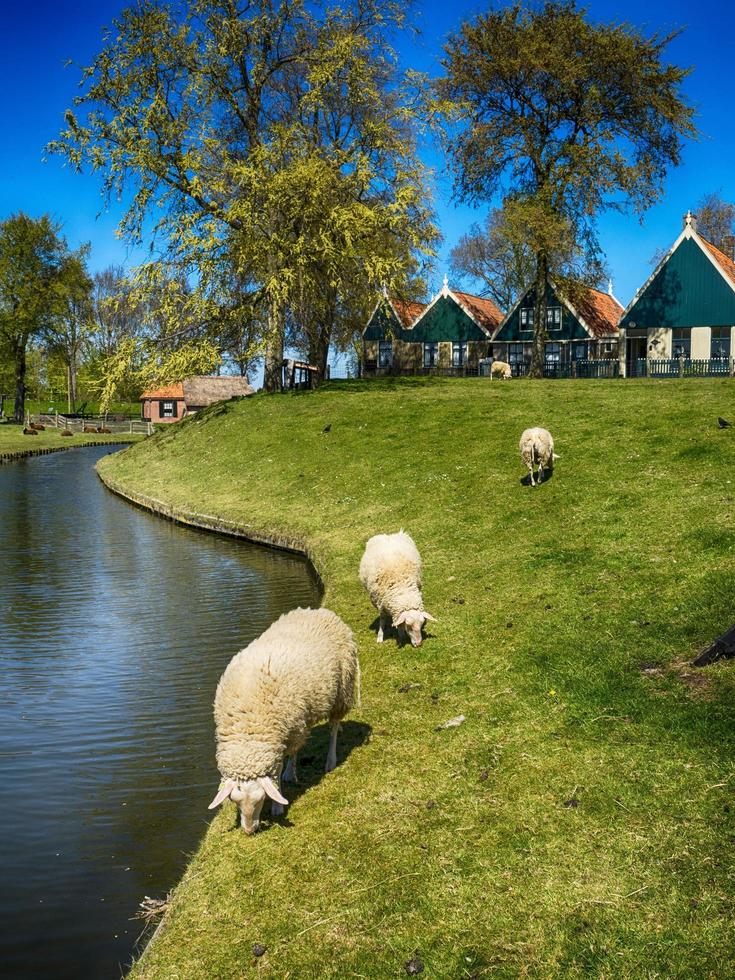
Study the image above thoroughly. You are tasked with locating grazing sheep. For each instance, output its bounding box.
[491,360,512,379]
[96,426,112,434]
[22,427,38,436]
[359,531,436,647]
[519,427,559,486]
[30,422,45,431]
[83,425,97,433]
[208,607,360,834]
[60,429,73,437]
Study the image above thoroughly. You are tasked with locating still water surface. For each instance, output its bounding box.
[0,446,321,979]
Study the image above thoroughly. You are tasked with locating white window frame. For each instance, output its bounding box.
[378,340,393,368]
[452,341,467,367]
[161,400,175,418]
[423,342,438,368]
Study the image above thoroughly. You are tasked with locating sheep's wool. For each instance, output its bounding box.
[359,531,424,620]
[214,608,359,781]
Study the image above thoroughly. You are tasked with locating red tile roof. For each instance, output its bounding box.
[391,297,427,328]
[140,382,185,400]
[701,237,735,290]
[572,286,623,337]
[452,290,504,332]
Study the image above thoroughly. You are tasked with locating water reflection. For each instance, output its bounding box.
[0,446,321,979]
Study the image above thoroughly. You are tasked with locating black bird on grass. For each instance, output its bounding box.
[718,417,731,428]
[322,423,331,433]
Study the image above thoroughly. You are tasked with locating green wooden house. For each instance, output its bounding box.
[619,211,735,376]
[492,280,622,374]
[362,279,503,372]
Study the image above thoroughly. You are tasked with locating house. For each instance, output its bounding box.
[618,211,735,376]
[362,279,503,372]
[140,375,254,423]
[491,280,622,374]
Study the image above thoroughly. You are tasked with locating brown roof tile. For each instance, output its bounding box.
[701,237,735,290]
[451,290,504,332]
[571,286,623,338]
[391,297,427,328]
[140,382,185,400]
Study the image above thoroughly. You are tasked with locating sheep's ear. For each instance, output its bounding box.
[258,777,288,806]
[393,612,407,626]
[208,778,236,810]
[423,612,437,623]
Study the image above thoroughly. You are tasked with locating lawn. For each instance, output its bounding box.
[0,423,140,459]
[98,377,735,978]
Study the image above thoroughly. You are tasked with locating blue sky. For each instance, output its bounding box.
[1,0,733,308]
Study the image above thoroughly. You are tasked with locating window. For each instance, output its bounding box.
[711,327,731,360]
[546,307,562,330]
[520,308,534,331]
[423,342,438,368]
[452,341,467,367]
[545,342,561,363]
[508,343,524,364]
[378,340,393,368]
[601,341,615,354]
[571,341,588,361]
[161,400,176,418]
[672,329,691,359]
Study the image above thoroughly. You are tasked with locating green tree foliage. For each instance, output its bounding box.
[437,1,695,376]
[0,214,75,422]
[51,0,438,390]
[44,246,95,413]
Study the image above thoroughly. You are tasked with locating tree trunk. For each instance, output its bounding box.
[13,340,27,423]
[263,301,284,393]
[309,323,331,384]
[530,253,549,379]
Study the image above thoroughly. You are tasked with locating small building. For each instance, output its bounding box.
[618,211,735,376]
[362,279,503,373]
[492,280,622,374]
[140,375,254,423]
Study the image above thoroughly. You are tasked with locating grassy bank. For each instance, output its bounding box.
[0,424,140,460]
[99,378,735,978]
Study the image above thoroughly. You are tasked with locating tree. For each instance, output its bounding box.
[695,192,735,250]
[51,0,437,391]
[449,209,535,311]
[44,247,94,412]
[92,265,144,360]
[0,214,69,422]
[437,1,695,376]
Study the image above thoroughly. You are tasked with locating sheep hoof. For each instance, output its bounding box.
[376,633,384,643]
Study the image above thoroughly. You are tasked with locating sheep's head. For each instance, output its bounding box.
[208,776,287,834]
[393,610,437,647]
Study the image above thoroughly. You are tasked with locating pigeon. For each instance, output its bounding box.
[718,417,731,428]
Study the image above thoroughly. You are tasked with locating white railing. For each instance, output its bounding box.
[36,414,152,435]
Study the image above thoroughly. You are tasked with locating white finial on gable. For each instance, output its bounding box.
[442,274,449,296]
[683,210,698,232]
[382,283,388,299]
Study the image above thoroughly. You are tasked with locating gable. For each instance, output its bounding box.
[410,294,490,343]
[363,302,408,341]
[495,283,589,342]
[621,236,735,330]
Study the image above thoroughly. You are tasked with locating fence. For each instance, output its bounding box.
[36,413,153,435]
[357,359,620,380]
[628,358,734,379]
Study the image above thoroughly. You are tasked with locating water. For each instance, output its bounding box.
[0,446,321,979]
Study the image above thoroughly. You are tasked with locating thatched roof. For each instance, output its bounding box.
[182,376,254,406]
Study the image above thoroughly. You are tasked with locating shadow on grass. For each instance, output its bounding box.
[519,469,555,487]
[226,721,372,833]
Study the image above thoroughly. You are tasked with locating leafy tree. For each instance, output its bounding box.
[51,0,437,391]
[695,192,735,250]
[437,1,695,376]
[0,214,71,422]
[44,247,94,412]
[449,209,535,311]
[92,265,144,359]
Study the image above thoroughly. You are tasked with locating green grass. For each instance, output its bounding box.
[0,423,140,458]
[98,378,735,978]
[0,397,140,418]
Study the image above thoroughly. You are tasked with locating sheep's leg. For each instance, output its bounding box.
[325,722,340,772]
[528,463,535,487]
[377,609,389,643]
[537,461,544,484]
[283,754,298,783]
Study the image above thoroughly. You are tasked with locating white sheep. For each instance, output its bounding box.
[519,427,559,486]
[359,531,436,647]
[208,607,360,833]
[491,360,512,379]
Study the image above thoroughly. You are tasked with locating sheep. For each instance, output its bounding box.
[83,425,97,433]
[519,427,559,486]
[22,427,38,436]
[490,360,512,379]
[208,607,360,834]
[96,426,112,434]
[359,530,436,647]
[30,422,45,431]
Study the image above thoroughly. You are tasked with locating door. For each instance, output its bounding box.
[626,337,646,377]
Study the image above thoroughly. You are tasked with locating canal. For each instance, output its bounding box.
[0,445,321,979]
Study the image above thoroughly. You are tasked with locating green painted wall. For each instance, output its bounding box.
[494,283,589,342]
[621,237,735,329]
[363,295,489,343]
